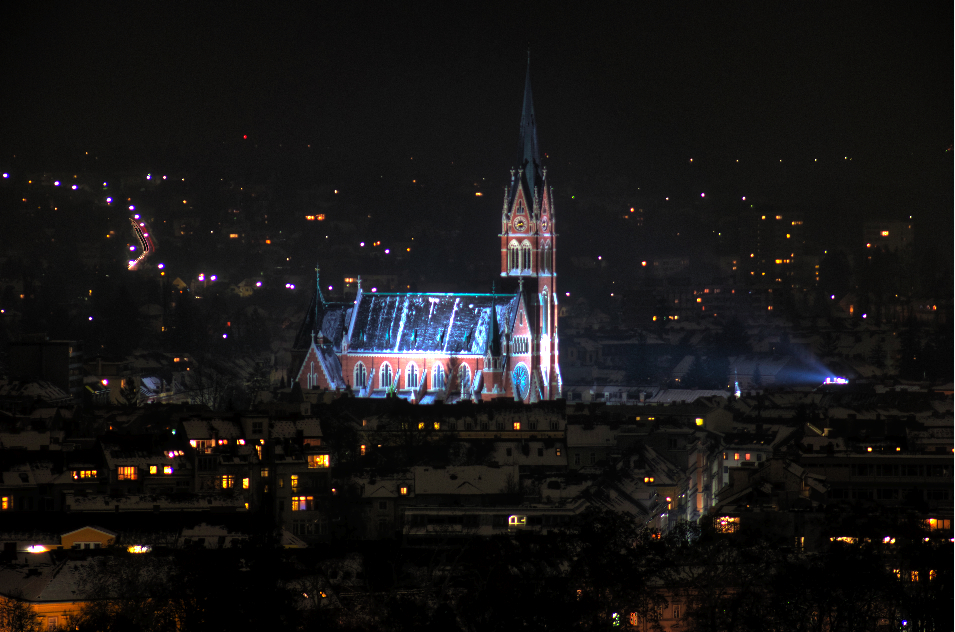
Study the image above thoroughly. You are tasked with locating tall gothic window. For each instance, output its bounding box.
[380,363,393,389]
[432,364,446,390]
[406,363,419,389]
[354,362,367,389]
[508,241,520,272]
[521,242,532,271]
[458,364,471,393]
[541,288,549,335]
[541,242,551,273]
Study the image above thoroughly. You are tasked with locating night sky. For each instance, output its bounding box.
[4,4,951,250]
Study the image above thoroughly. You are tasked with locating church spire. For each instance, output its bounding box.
[518,51,541,198]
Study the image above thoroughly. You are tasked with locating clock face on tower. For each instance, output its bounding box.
[514,217,527,232]
[540,217,548,233]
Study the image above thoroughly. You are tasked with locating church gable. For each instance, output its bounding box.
[297,342,346,390]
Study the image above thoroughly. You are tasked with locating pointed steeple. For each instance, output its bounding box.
[518,52,541,199]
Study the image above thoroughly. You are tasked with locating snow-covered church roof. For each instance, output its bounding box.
[347,292,520,356]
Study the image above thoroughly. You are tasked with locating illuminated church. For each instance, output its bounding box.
[291,61,560,403]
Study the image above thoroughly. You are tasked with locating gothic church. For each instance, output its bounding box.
[291,61,560,403]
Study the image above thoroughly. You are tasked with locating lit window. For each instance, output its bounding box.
[434,422,441,430]
[745,454,751,461]
[715,516,740,533]
[556,448,562,457]
[695,418,704,426]
[630,613,639,626]
[1,497,8,510]
[291,475,299,489]
[73,470,97,479]
[513,422,521,431]
[400,486,408,495]
[734,453,740,460]
[242,478,249,489]
[418,422,425,430]
[360,445,366,456]
[881,230,889,236]
[307,454,330,469]
[149,465,158,475]
[163,466,173,475]
[229,233,239,238]
[508,515,527,527]
[292,496,314,511]
[261,468,269,477]
[644,477,655,483]
[220,475,234,489]
[118,467,137,481]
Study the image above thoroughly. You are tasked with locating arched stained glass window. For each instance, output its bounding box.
[406,363,419,389]
[432,364,445,390]
[380,363,393,389]
[354,362,367,389]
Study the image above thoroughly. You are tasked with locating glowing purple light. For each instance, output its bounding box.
[198,274,205,282]
[129,246,136,251]
[106,197,112,203]
[824,377,849,385]
[255,281,262,287]
[134,214,140,219]
[1,173,7,178]
[222,333,228,339]
[328,285,333,291]
[128,205,135,211]
[210,275,217,281]
[71,184,78,190]
[157,263,164,269]
[700,192,705,197]
[360,242,365,247]
[54,181,60,186]
[384,249,390,254]
[371,287,377,292]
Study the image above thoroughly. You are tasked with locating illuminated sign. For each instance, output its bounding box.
[824,377,848,385]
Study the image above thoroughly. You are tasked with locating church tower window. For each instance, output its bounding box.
[521,242,532,271]
[380,363,393,389]
[406,362,419,389]
[508,241,520,272]
[541,288,549,335]
[354,362,367,389]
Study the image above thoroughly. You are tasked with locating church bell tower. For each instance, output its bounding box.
[499,55,560,400]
